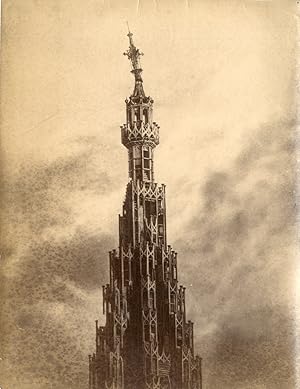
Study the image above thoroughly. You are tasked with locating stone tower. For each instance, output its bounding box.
[88,31,202,389]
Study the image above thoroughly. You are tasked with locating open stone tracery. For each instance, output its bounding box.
[89,30,202,389]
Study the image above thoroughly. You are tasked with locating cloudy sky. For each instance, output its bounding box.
[0,1,298,388]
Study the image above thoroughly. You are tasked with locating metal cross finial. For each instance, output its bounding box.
[123,26,144,72]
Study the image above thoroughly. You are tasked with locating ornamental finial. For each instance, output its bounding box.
[123,23,144,73]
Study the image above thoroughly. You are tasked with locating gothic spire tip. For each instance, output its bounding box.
[123,26,145,97]
[123,27,144,72]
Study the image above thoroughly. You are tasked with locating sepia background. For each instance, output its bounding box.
[0,1,298,388]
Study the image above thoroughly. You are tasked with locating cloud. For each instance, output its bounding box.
[173,118,297,388]
[3,135,113,232]
[206,307,295,389]
[0,137,116,389]
[0,118,297,389]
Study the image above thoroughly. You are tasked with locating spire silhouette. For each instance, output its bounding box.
[123,28,145,97]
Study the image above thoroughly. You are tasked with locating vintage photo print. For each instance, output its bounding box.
[0,1,298,388]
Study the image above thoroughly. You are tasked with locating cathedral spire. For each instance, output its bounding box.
[123,26,145,97]
[89,31,202,389]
